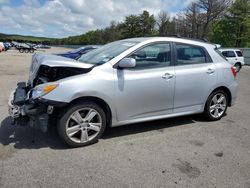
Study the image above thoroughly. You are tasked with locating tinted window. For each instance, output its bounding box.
[236,51,243,57]
[128,43,171,70]
[176,44,207,65]
[222,51,236,57]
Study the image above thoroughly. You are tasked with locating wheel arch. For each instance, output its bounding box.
[234,62,242,66]
[209,86,232,106]
[68,96,112,126]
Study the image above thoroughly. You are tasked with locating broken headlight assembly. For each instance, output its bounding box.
[32,83,58,99]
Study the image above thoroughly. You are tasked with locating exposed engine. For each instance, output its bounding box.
[33,65,92,86]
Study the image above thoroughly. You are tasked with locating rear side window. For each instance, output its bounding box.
[176,44,208,65]
[236,51,243,57]
[222,51,236,57]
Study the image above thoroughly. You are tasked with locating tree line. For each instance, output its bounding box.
[53,0,250,47]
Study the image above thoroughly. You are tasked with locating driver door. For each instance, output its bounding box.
[114,42,175,122]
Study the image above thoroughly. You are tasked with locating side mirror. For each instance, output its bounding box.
[118,58,136,68]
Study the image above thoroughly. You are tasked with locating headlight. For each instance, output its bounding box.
[32,83,58,99]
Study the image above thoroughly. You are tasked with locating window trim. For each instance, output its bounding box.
[173,42,213,66]
[113,42,174,70]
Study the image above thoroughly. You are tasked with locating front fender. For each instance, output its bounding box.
[41,65,117,120]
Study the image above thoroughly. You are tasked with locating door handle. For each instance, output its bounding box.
[206,68,215,74]
[162,73,174,80]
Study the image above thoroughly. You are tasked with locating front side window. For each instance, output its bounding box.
[128,43,171,70]
[176,44,207,65]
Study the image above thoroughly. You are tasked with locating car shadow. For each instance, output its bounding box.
[103,115,200,139]
[0,114,206,150]
[0,116,68,150]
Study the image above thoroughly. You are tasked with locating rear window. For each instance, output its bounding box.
[236,51,243,57]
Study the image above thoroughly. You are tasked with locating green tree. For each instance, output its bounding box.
[211,0,250,47]
[157,11,171,36]
[122,10,156,38]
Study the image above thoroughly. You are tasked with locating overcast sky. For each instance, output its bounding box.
[0,0,193,38]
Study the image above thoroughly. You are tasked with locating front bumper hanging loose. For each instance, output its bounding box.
[8,82,53,132]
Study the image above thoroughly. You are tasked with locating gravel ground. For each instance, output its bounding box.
[0,48,250,188]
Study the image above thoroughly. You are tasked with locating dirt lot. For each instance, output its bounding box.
[0,48,250,188]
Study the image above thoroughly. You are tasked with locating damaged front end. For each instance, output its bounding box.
[8,54,93,132]
[8,82,65,132]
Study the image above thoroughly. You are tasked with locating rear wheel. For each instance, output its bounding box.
[19,48,24,53]
[57,102,106,147]
[30,49,34,53]
[204,90,228,121]
[234,63,241,72]
[24,48,29,53]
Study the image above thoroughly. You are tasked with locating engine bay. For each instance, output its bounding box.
[33,65,92,86]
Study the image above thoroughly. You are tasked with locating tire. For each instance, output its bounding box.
[30,49,34,53]
[204,90,228,121]
[234,63,241,72]
[19,48,24,53]
[57,101,106,147]
[24,49,29,53]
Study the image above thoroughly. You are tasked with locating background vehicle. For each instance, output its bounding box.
[0,42,4,52]
[3,42,11,51]
[8,37,238,147]
[35,44,51,49]
[56,46,100,59]
[219,48,245,72]
[16,43,36,53]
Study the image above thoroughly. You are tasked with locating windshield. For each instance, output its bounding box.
[69,47,85,53]
[78,40,138,65]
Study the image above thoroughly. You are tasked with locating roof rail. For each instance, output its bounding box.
[166,35,215,45]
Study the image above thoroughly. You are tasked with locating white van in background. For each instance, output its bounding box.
[219,48,245,72]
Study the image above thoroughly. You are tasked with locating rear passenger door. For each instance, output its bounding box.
[173,43,217,113]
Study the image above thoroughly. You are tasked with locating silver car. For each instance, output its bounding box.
[8,37,238,147]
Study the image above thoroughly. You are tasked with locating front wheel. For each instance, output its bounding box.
[57,102,106,147]
[204,90,228,121]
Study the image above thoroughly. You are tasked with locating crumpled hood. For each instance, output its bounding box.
[29,54,93,85]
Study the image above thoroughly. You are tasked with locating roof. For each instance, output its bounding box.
[121,37,216,47]
[219,48,242,51]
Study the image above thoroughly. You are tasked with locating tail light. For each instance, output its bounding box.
[231,67,237,77]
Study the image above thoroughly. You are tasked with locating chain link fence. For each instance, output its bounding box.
[240,48,250,65]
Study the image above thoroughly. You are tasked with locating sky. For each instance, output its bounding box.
[0,0,193,38]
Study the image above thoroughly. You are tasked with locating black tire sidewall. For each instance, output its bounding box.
[204,90,228,121]
[57,101,106,147]
[19,49,24,53]
[234,63,241,72]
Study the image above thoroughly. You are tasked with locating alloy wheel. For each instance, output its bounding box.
[65,108,102,144]
[209,93,227,118]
